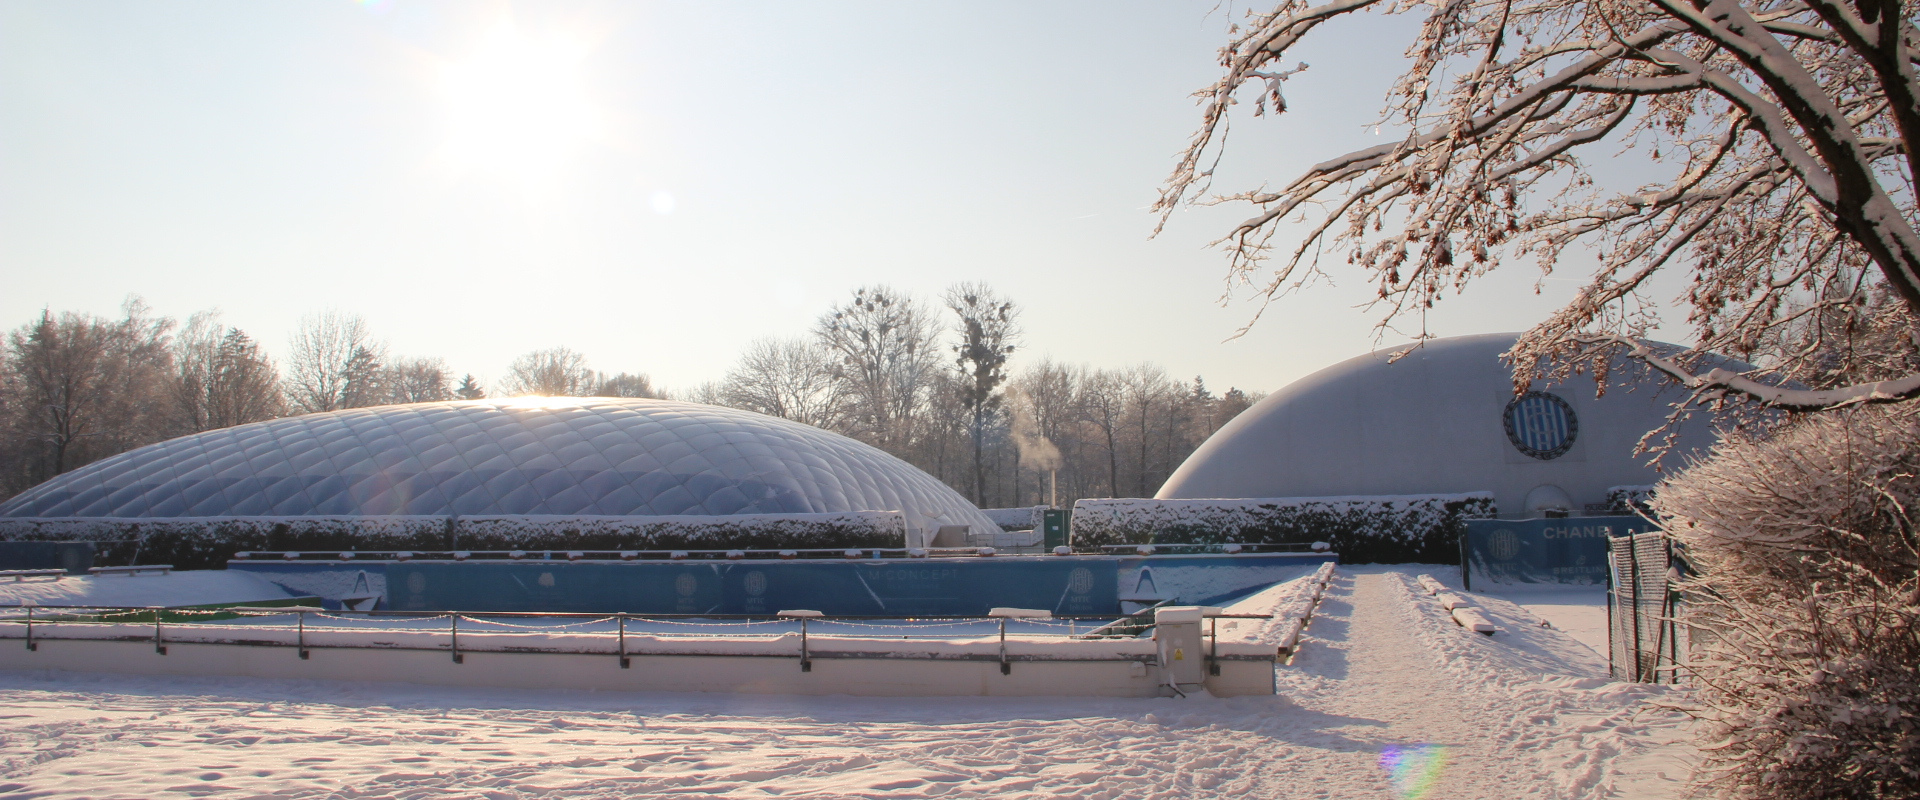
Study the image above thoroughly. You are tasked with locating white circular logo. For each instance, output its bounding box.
[406,572,427,594]
[743,571,767,597]
[675,574,698,597]
[1068,567,1093,595]
[1489,530,1520,561]
[537,572,555,588]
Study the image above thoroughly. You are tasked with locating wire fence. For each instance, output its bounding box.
[1606,532,1689,684]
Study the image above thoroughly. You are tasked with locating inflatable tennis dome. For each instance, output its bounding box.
[1158,333,1744,516]
[0,397,996,535]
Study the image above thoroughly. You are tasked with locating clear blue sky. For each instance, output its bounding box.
[0,0,1673,394]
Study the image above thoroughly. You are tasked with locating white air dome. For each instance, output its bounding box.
[1157,333,1744,514]
[0,397,996,534]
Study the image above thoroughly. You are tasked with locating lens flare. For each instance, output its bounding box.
[1379,744,1449,799]
[437,19,598,180]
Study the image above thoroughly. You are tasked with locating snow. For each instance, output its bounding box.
[0,571,303,609]
[0,566,1695,798]
[1421,566,1612,658]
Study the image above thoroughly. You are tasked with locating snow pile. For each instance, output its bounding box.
[1070,493,1494,563]
[0,512,908,570]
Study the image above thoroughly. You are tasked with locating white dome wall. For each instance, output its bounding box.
[1157,333,1732,514]
[0,398,997,536]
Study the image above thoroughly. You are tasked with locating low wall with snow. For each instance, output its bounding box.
[1070,494,1495,564]
[0,513,908,571]
[0,620,1280,698]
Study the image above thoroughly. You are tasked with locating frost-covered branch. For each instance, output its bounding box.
[1162,0,1920,394]
[1582,333,1920,409]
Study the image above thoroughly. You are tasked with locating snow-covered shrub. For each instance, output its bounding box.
[1606,485,1655,516]
[1069,493,1494,563]
[1655,405,1920,799]
[0,513,908,570]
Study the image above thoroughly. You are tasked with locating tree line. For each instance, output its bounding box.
[0,288,1259,509]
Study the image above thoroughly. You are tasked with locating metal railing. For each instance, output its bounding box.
[0,604,1282,674]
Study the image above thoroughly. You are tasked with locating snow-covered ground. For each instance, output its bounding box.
[0,571,303,609]
[1420,566,1612,657]
[0,567,1695,799]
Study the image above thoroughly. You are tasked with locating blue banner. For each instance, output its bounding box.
[232,552,1338,615]
[1463,516,1658,588]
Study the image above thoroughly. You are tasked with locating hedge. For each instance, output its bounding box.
[1068,493,1497,564]
[0,512,908,571]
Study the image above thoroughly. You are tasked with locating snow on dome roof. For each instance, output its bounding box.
[1156,333,1747,515]
[0,398,996,533]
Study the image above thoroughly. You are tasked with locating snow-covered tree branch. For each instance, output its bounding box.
[1160,0,1920,405]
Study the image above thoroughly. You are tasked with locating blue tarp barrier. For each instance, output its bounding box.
[232,552,1338,615]
[1463,516,1658,588]
[0,541,93,574]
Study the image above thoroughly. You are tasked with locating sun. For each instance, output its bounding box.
[437,21,598,180]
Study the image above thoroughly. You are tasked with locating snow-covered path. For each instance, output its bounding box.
[0,568,1692,799]
[1274,571,1522,797]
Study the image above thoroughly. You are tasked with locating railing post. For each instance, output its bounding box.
[618,614,629,669]
[998,617,1010,675]
[450,614,463,664]
[1628,539,1644,682]
[25,606,34,652]
[153,608,167,656]
[1207,615,1219,676]
[298,610,309,660]
[799,617,811,672]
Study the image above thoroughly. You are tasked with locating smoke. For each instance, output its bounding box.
[1007,388,1062,471]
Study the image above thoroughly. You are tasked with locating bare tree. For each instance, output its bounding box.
[719,337,843,427]
[501,347,598,396]
[3,300,172,482]
[285,311,386,414]
[1161,0,1920,410]
[594,372,662,399]
[1077,369,1126,498]
[169,311,281,434]
[945,282,1021,503]
[814,286,942,451]
[384,356,453,404]
[1120,364,1176,497]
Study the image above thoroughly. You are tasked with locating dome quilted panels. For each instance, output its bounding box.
[0,398,997,532]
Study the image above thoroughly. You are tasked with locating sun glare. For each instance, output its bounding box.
[438,22,598,180]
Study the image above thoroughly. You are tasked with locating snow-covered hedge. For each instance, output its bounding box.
[1069,493,1495,563]
[0,512,908,570]
[1605,485,1655,515]
[1655,404,1920,798]
[979,506,1046,531]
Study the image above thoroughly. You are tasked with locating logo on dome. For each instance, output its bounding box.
[1503,391,1578,460]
